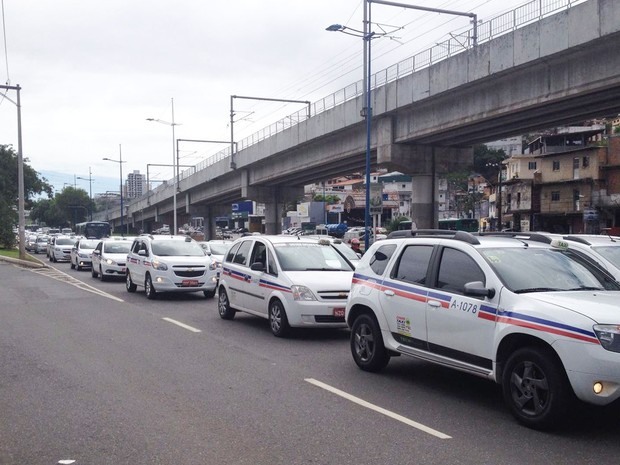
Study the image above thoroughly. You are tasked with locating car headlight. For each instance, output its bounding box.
[593,325,620,353]
[151,260,168,271]
[209,262,218,271]
[291,285,316,301]
[104,258,117,266]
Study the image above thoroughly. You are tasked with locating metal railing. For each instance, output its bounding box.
[151,0,587,198]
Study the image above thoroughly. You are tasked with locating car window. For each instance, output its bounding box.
[232,240,252,266]
[436,247,485,294]
[250,241,267,266]
[267,249,278,276]
[105,241,131,254]
[225,242,241,263]
[593,246,620,269]
[369,244,397,276]
[151,240,205,257]
[274,243,353,271]
[480,247,619,292]
[392,245,432,285]
[208,242,230,255]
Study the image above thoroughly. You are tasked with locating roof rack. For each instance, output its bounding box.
[563,235,592,245]
[387,229,480,245]
[476,231,552,245]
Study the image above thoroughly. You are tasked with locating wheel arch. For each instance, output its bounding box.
[496,333,565,383]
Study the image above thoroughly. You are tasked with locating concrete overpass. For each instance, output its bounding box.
[97,0,620,235]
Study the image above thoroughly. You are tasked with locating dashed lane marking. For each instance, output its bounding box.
[305,378,452,439]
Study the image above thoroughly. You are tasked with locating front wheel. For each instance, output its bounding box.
[145,274,157,299]
[502,347,571,430]
[91,266,98,278]
[350,313,390,372]
[204,289,216,299]
[126,271,137,293]
[269,299,290,338]
[217,288,236,320]
[99,266,108,282]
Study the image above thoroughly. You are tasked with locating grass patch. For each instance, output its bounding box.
[0,248,39,262]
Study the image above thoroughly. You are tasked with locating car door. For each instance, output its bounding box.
[378,244,434,350]
[92,241,103,270]
[244,240,270,313]
[425,246,498,371]
[225,239,253,310]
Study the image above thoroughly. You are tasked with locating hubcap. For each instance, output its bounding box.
[270,305,281,333]
[218,293,228,315]
[354,323,374,362]
[510,361,549,416]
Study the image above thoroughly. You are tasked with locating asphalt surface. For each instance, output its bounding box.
[1,257,620,465]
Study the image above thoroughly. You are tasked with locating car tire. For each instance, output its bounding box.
[70,260,75,270]
[145,274,157,299]
[217,288,235,320]
[350,313,390,372]
[203,289,216,299]
[502,346,570,430]
[91,266,98,278]
[76,262,82,271]
[126,271,137,293]
[269,299,290,338]
[99,266,108,282]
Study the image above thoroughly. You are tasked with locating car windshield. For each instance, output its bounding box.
[208,243,230,255]
[80,240,99,250]
[274,243,354,271]
[151,240,205,257]
[592,245,620,269]
[332,242,360,261]
[56,238,74,246]
[480,247,620,293]
[104,242,132,254]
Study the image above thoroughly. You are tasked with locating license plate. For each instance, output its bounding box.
[181,279,199,287]
[333,307,345,318]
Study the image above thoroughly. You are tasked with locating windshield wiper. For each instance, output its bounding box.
[566,286,604,291]
[514,287,561,294]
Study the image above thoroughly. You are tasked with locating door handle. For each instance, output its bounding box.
[383,290,395,297]
[428,300,441,308]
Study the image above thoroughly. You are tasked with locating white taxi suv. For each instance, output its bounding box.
[125,235,218,299]
[345,230,620,429]
[217,235,355,337]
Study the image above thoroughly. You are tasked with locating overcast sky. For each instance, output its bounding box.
[1,0,551,196]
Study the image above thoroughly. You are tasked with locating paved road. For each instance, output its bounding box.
[1,259,619,465]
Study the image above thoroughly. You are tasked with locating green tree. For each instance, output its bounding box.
[53,186,91,227]
[0,145,53,248]
[473,144,507,182]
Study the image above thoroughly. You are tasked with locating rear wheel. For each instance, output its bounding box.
[350,313,390,372]
[126,271,137,293]
[269,299,290,338]
[502,347,570,430]
[217,288,235,320]
[145,274,157,299]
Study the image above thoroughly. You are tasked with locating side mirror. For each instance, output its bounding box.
[464,281,495,299]
[138,250,147,257]
[250,262,265,272]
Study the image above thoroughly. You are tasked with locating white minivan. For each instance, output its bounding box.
[218,235,355,337]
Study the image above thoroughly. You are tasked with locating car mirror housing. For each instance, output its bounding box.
[464,281,495,299]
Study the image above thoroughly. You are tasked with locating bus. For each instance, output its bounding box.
[75,221,111,239]
[438,218,479,232]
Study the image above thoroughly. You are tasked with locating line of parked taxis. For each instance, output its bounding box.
[34,229,620,430]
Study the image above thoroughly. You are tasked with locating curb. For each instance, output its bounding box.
[0,253,48,269]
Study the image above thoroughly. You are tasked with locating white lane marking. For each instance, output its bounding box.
[28,266,124,302]
[162,318,202,333]
[305,378,451,439]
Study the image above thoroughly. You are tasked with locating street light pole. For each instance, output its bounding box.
[1,84,25,260]
[147,98,180,234]
[76,167,93,221]
[103,145,126,235]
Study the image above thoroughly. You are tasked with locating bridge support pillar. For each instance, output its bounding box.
[243,184,304,234]
[376,117,473,228]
